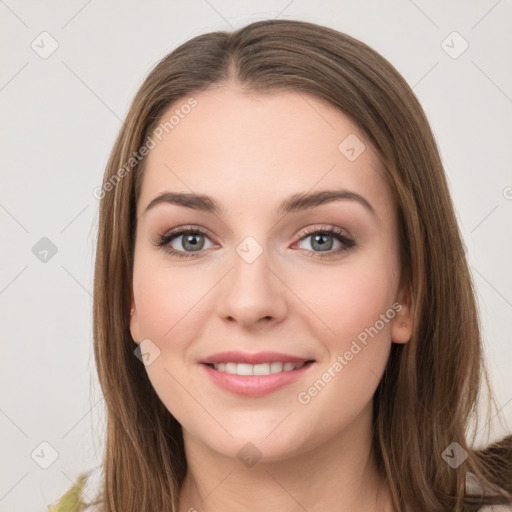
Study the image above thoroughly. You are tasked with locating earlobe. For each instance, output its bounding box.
[391,283,415,344]
[129,294,141,345]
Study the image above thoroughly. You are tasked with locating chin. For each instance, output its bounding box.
[196,424,314,465]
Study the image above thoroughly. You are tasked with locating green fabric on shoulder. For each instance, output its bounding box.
[47,473,88,512]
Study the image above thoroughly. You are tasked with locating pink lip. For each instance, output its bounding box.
[200,354,315,397]
[202,351,312,365]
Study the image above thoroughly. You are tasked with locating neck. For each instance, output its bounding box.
[178,401,393,512]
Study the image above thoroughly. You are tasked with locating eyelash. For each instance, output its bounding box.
[153,225,356,260]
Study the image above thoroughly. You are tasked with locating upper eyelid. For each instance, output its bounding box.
[161,224,350,237]
[161,225,216,242]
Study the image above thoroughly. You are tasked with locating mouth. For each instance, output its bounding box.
[199,352,316,397]
[203,360,315,375]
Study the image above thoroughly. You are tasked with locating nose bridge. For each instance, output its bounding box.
[231,233,276,300]
[218,233,288,326]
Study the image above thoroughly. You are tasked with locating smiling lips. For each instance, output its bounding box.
[210,361,307,375]
[201,351,315,396]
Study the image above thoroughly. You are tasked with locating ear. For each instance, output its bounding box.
[129,291,142,345]
[390,280,415,344]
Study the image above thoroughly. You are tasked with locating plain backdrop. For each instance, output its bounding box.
[1,1,511,511]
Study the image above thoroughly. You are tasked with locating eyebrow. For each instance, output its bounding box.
[143,189,377,218]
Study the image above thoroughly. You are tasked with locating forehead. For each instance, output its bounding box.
[137,87,392,220]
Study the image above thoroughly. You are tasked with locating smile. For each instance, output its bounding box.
[208,361,308,375]
[201,360,315,397]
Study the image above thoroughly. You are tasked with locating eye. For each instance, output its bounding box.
[153,226,215,259]
[293,226,356,259]
[153,224,356,260]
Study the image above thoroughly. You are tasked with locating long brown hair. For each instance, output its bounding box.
[92,19,512,511]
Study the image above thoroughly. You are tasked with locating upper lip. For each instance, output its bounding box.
[202,351,314,365]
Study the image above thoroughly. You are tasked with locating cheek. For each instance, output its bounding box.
[133,252,207,343]
[293,264,396,425]
[294,256,397,347]
[132,254,206,416]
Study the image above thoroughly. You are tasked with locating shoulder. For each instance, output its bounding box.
[478,506,512,511]
[47,465,104,512]
[466,472,512,512]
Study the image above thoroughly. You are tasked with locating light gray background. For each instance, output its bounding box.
[1,1,511,511]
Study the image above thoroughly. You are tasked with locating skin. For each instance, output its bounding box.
[129,85,414,512]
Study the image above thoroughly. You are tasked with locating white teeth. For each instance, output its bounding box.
[253,363,270,375]
[212,361,307,375]
[236,363,253,376]
[225,362,237,374]
[270,362,283,373]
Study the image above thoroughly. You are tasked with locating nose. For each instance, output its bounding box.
[216,243,288,330]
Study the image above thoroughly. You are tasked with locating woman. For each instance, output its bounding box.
[49,19,512,512]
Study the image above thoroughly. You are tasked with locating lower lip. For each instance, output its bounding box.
[201,362,315,397]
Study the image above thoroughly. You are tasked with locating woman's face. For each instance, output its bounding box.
[130,87,413,462]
